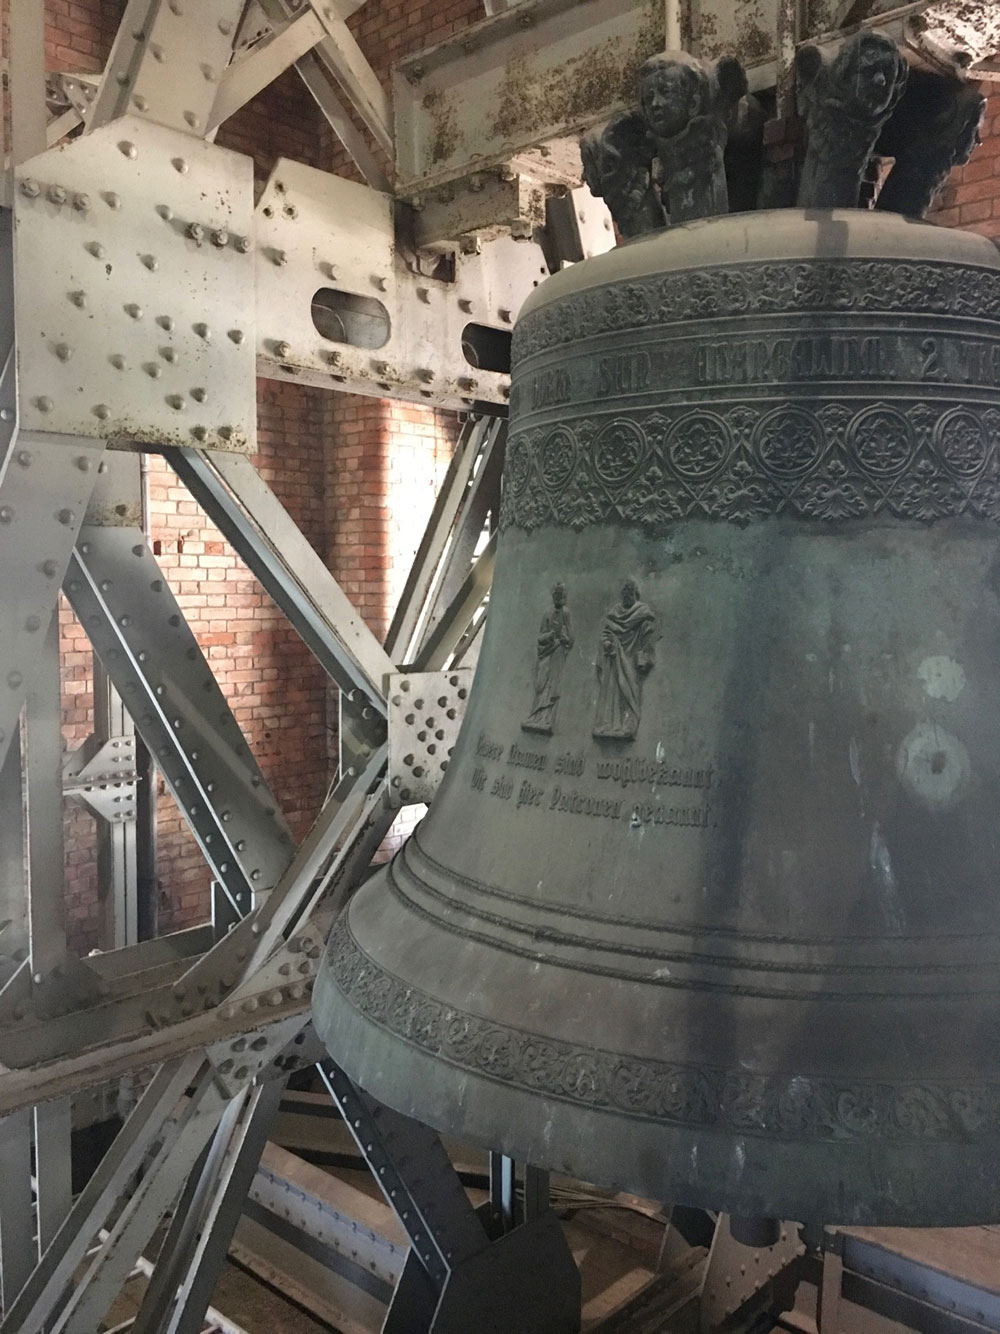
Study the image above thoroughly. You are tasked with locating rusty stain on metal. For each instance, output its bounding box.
[490,14,664,151]
[422,88,462,166]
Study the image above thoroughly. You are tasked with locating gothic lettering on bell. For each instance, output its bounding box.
[475,732,504,762]
[523,582,573,736]
[596,757,715,791]
[598,351,651,397]
[508,741,547,771]
[490,774,513,800]
[695,336,889,387]
[471,767,487,791]
[629,802,712,829]
[593,580,657,741]
[548,786,622,821]
[530,367,572,410]
[957,340,1000,387]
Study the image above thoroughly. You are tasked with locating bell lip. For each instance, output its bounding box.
[315,890,1000,1231]
[516,206,1000,328]
[314,907,1000,1230]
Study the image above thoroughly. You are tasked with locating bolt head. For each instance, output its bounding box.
[72,193,91,212]
[211,229,229,247]
[20,179,40,198]
[275,341,291,359]
[48,185,67,204]
[236,236,251,253]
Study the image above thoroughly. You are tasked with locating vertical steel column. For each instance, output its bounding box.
[34,1099,74,1255]
[0,1109,34,1311]
[25,619,68,985]
[7,0,47,171]
[0,726,27,986]
[93,661,139,950]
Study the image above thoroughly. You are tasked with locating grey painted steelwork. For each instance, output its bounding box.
[13,117,256,451]
[64,526,294,910]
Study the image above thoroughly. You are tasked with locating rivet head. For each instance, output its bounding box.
[191,425,207,441]
[76,456,91,472]
[86,241,105,259]
[142,254,158,271]
[70,290,86,307]
[161,347,177,364]
[119,141,138,159]
[228,329,244,344]
[172,158,188,174]
[191,387,206,402]
[157,315,174,331]
[8,672,22,689]
[72,193,90,212]
[194,323,210,341]
[20,179,40,198]
[110,354,126,370]
[150,43,165,61]
[275,341,291,359]
[94,403,110,419]
[218,18,232,33]
[42,560,57,576]
[55,343,72,361]
[133,94,148,111]
[273,249,287,266]
[167,394,185,410]
[0,507,13,524]
[184,111,200,128]
[57,509,74,526]
[146,364,162,379]
[36,396,53,413]
[104,192,121,209]
[24,616,39,633]
[125,303,142,319]
[17,451,31,467]
[0,408,13,421]
[48,185,67,205]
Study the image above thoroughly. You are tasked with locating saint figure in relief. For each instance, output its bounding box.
[593,579,657,741]
[522,583,573,735]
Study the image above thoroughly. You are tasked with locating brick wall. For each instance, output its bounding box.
[929,87,1000,237]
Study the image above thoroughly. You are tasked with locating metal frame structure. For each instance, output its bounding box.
[1,0,999,1330]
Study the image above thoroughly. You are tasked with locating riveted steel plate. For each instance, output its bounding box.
[13,116,255,451]
[254,158,548,411]
[387,670,471,807]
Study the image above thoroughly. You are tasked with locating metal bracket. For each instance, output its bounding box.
[700,1215,805,1333]
[387,670,472,807]
[63,735,138,824]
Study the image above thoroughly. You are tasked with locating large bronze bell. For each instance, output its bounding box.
[315,207,1000,1227]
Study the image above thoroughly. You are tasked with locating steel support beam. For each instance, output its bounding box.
[65,527,294,913]
[208,9,327,134]
[0,1055,204,1333]
[168,448,394,714]
[7,0,47,172]
[87,0,246,138]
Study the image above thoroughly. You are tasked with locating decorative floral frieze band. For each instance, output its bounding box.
[327,916,1000,1145]
[512,259,1000,364]
[500,399,1000,530]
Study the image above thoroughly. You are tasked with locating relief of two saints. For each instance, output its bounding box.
[522,580,657,740]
